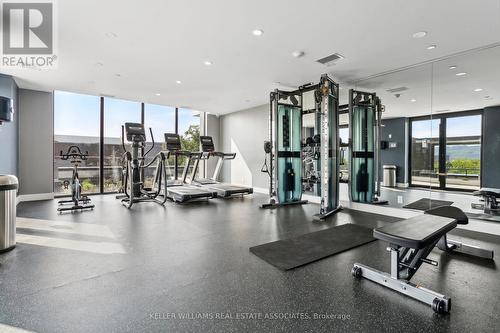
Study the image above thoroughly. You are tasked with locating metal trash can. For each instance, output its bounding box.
[0,175,18,252]
[383,165,397,187]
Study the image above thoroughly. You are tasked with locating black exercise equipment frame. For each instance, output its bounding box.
[57,145,95,213]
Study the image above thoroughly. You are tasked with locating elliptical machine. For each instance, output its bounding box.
[118,122,168,208]
[57,146,95,213]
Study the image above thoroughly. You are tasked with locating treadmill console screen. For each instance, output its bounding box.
[124,123,146,142]
[200,136,215,152]
[164,133,182,151]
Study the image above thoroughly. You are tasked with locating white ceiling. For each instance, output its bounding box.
[1,0,500,116]
[350,45,500,118]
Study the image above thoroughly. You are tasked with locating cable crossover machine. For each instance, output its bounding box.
[261,74,342,219]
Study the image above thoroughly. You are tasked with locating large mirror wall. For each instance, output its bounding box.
[312,45,500,219]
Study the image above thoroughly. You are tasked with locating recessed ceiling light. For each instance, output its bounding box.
[105,32,117,38]
[412,31,427,38]
[252,29,264,36]
[292,51,305,58]
[203,60,213,66]
[426,44,437,50]
[455,72,467,76]
[155,93,161,96]
[410,98,417,102]
[474,88,483,92]
[175,80,182,84]
[449,65,457,70]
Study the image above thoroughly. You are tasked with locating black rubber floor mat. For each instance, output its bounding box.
[249,224,375,270]
[403,198,453,211]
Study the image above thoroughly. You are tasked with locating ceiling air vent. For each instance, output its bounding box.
[316,53,344,66]
[386,87,409,93]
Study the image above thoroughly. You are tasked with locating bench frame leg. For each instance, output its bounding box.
[353,246,451,314]
[437,235,494,259]
[353,262,451,313]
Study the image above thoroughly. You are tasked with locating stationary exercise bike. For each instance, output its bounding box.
[57,146,95,213]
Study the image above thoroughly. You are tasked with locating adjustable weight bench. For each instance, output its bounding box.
[352,206,494,314]
[472,187,500,214]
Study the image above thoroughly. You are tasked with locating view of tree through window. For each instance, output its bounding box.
[178,108,201,179]
[53,91,100,195]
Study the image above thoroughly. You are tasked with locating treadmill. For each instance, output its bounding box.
[189,135,253,198]
[163,133,217,203]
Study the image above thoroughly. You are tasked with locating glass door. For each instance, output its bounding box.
[410,113,482,191]
[410,118,441,188]
[445,115,481,190]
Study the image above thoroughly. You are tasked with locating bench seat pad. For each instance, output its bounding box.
[374,215,457,249]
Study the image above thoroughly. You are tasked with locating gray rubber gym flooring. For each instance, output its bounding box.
[0,194,498,332]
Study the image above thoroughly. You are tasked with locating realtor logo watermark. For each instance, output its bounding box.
[1,0,57,68]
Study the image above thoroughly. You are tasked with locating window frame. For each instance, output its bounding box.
[53,91,202,197]
[408,109,483,192]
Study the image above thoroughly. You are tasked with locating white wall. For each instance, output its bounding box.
[0,75,18,176]
[18,89,54,196]
[205,114,220,178]
[219,104,268,189]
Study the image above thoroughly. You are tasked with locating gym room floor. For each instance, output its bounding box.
[339,183,488,215]
[1,194,498,333]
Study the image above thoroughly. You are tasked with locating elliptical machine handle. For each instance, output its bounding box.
[121,125,126,152]
[143,127,155,157]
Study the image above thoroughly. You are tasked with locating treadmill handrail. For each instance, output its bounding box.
[217,152,236,160]
[170,150,196,157]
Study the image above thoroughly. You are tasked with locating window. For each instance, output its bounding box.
[339,127,349,182]
[411,119,440,188]
[143,103,175,187]
[53,92,205,195]
[410,112,482,191]
[445,115,481,190]
[54,91,100,195]
[103,98,141,192]
[177,108,201,180]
